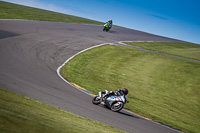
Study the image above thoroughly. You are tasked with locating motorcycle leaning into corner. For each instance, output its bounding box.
[103,22,111,32]
[92,90,128,112]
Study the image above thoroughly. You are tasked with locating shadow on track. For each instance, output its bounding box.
[108,30,118,34]
[0,30,20,39]
[98,104,140,119]
[118,111,140,119]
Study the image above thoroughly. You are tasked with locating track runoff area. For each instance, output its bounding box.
[57,42,184,133]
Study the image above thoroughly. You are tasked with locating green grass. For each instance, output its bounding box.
[125,42,200,60]
[61,44,200,133]
[0,1,103,25]
[0,88,126,133]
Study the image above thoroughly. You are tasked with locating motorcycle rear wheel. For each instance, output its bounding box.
[92,96,101,105]
[111,102,124,112]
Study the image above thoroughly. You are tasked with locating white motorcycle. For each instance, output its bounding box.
[92,91,128,112]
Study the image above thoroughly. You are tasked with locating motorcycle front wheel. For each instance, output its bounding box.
[92,96,101,105]
[111,102,124,112]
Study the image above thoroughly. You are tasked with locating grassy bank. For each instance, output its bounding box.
[0,88,126,133]
[125,42,200,60]
[61,43,200,133]
[0,1,103,25]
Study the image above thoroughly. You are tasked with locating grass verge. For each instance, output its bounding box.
[0,88,126,133]
[124,42,200,60]
[61,44,200,133]
[0,1,103,25]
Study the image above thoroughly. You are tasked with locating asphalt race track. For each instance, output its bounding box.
[0,20,182,133]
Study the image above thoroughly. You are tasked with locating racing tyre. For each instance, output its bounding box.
[92,96,101,105]
[103,27,106,31]
[111,102,124,112]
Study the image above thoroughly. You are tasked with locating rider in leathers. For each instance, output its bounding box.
[104,88,128,98]
[107,19,113,29]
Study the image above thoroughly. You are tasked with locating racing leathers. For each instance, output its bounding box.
[103,89,128,104]
[107,19,112,29]
[105,89,124,97]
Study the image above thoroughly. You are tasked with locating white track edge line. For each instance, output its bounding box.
[56,43,109,96]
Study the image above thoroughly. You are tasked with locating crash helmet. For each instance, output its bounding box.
[122,88,128,95]
[108,19,112,22]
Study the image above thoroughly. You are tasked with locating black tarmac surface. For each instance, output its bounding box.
[0,20,182,133]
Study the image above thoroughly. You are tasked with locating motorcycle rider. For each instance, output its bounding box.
[107,19,113,29]
[93,88,128,111]
[104,88,128,97]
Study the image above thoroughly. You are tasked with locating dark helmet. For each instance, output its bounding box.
[122,88,128,95]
